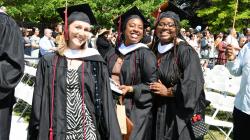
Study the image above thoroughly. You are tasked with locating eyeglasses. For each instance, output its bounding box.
[158,22,176,28]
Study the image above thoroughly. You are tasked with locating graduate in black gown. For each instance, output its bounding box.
[0,8,24,140]
[27,4,122,140]
[149,11,206,140]
[105,6,157,140]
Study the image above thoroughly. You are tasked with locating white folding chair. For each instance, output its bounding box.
[14,65,36,121]
[226,76,241,96]
[205,90,234,140]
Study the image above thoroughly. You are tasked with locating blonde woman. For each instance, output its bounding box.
[28,4,122,140]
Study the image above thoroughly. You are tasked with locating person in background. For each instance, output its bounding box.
[96,28,113,58]
[27,4,122,140]
[22,28,32,56]
[239,35,247,49]
[226,28,240,55]
[0,7,24,140]
[141,26,153,46]
[53,23,63,46]
[243,28,250,43]
[105,6,157,140]
[39,28,57,56]
[226,40,250,140]
[150,11,206,140]
[200,30,213,58]
[216,33,228,65]
[52,23,63,38]
[189,34,200,57]
[30,27,40,58]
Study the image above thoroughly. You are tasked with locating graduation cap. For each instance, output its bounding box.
[113,6,150,46]
[57,3,97,40]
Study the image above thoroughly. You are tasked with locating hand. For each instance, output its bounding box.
[119,85,133,95]
[149,80,174,97]
[226,44,236,61]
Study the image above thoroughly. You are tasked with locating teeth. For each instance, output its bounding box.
[131,34,138,38]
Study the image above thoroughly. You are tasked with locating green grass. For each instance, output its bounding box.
[13,101,233,139]
[204,106,233,140]
[13,100,31,123]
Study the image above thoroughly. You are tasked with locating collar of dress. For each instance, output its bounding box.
[64,48,100,58]
[157,43,174,54]
[118,43,148,55]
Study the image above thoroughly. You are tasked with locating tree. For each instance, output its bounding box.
[196,0,250,33]
[2,0,164,28]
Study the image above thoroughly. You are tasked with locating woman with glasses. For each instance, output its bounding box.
[149,11,206,140]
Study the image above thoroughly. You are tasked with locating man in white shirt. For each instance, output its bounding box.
[226,28,241,55]
[39,28,57,56]
[226,42,250,140]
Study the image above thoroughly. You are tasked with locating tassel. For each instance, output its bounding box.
[154,8,161,26]
[64,7,69,41]
[117,16,122,47]
[49,128,53,140]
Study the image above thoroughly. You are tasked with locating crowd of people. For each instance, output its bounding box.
[21,21,250,67]
[0,3,250,140]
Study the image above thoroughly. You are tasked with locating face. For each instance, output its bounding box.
[124,18,144,45]
[68,20,91,49]
[35,30,39,36]
[156,17,177,44]
[57,25,63,33]
[239,37,247,47]
[45,30,52,38]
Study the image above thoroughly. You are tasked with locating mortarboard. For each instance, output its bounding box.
[114,6,150,31]
[113,6,150,46]
[57,3,97,40]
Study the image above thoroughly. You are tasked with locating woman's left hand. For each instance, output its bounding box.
[119,85,133,95]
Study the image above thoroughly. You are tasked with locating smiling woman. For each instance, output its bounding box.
[150,11,206,140]
[104,6,157,140]
[27,3,122,140]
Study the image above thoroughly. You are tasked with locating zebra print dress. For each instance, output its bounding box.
[66,69,97,140]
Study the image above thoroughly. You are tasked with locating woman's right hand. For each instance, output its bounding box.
[149,80,174,97]
[226,44,236,61]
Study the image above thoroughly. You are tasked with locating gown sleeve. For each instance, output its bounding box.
[100,63,123,140]
[27,57,46,139]
[133,49,157,104]
[130,49,157,139]
[0,13,24,100]
[176,44,204,118]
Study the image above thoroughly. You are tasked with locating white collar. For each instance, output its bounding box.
[119,43,148,55]
[0,10,6,14]
[64,48,100,58]
[157,43,174,54]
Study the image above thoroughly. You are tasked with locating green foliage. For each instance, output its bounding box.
[196,0,250,33]
[2,0,164,28]
[3,0,249,32]
[180,19,190,29]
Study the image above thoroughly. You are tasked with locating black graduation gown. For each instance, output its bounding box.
[105,46,157,140]
[0,12,24,107]
[27,53,122,140]
[153,42,206,140]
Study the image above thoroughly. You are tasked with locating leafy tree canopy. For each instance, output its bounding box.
[1,0,249,33]
[196,0,250,33]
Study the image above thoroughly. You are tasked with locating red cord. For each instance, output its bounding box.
[64,8,69,41]
[117,16,122,47]
[49,56,58,140]
[81,62,86,140]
